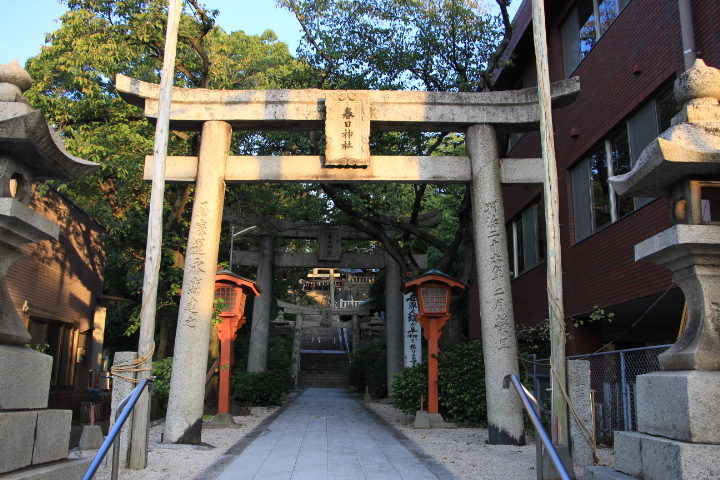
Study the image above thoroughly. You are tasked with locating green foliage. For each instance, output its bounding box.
[232,370,288,406]
[438,340,486,425]
[574,305,615,327]
[212,298,227,326]
[391,341,487,424]
[390,361,428,415]
[25,342,50,353]
[348,339,388,397]
[152,357,173,406]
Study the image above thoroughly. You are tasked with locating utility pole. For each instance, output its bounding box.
[129,0,182,469]
[531,0,569,447]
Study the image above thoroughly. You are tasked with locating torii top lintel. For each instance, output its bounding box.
[115,74,579,133]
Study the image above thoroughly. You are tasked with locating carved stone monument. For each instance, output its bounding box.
[585,59,720,480]
[0,60,98,477]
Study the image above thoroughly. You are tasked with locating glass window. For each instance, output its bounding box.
[562,0,630,77]
[610,130,635,218]
[507,200,545,278]
[657,88,681,132]
[589,148,612,230]
[562,9,582,77]
[571,159,593,241]
[28,319,77,387]
[598,0,618,34]
[578,0,598,58]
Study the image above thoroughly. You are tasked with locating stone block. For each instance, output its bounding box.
[584,466,639,480]
[32,410,71,465]
[0,344,52,410]
[0,458,92,480]
[614,431,642,478]
[635,371,720,444]
[542,444,576,480]
[414,411,430,429]
[0,411,36,474]
[615,431,720,480]
[78,425,104,450]
[567,359,594,473]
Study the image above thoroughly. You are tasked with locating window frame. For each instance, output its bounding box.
[508,199,546,279]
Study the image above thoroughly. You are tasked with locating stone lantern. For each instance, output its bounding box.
[597,59,720,480]
[212,270,261,422]
[0,60,98,476]
[402,270,466,425]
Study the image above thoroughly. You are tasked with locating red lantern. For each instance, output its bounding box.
[214,270,262,415]
[403,271,466,415]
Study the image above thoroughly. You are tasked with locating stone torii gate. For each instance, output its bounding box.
[275,299,378,389]
[225,215,428,389]
[116,75,579,445]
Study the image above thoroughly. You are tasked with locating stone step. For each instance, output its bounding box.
[584,466,638,480]
[0,458,92,480]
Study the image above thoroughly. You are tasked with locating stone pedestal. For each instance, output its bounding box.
[0,346,73,475]
[109,351,137,467]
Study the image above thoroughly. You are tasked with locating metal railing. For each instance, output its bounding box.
[82,377,155,480]
[529,344,671,443]
[504,374,571,480]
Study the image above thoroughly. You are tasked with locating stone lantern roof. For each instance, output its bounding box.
[609,59,720,198]
[0,59,98,180]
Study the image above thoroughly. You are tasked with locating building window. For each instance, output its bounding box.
[562,0,632,77]
[571,90,680,241]
[27,318,78,388]
[507,199,546,278]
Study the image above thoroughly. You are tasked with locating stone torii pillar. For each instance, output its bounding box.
[164,121,231,444]
[247,235,274,373]
[385,257,404,395]
[467,123,525,446]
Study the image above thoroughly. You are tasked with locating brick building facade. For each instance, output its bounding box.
[12,186,106,390]
[467,0,717,354]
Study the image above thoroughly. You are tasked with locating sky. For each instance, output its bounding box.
[0,0,520,69]
[0,0,305,67]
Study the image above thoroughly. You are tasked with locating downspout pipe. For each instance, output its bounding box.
[678,0,697,70]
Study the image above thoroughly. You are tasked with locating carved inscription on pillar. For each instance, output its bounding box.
[183,201,211,325]
[484,200,511,350]
[318,229,341,261]
[325,92,370,166]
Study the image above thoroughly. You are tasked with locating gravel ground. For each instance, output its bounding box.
[366,402,615,480]
[73,397,614,480]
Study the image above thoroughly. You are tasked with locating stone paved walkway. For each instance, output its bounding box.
[195,388,459,480]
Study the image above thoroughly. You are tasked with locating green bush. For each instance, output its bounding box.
[438,340,486,425]
[232,370,289,406]
[348,339,388,397]
[390,361,428,415]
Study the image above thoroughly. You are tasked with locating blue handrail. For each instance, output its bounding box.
[82,377,154,480]
[504,374,572,480]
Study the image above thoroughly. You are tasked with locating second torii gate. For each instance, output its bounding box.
[116,75,579,445]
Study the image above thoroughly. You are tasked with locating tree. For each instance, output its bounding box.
[276,0,514,344]
[23,0,310,359]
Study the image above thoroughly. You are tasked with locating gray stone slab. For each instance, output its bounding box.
[0,344,52,410]
[32,409,71,465]
[584,466,638,480]
[635,370,720,444]
[615,431,720,480]
[78,425,104,450]
[0,458,92,480]
[0,411,36,474]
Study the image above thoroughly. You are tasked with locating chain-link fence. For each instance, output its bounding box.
[528,345,671,444]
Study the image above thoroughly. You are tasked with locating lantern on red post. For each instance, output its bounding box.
[402,270,466,416]
[214,270,262,415]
